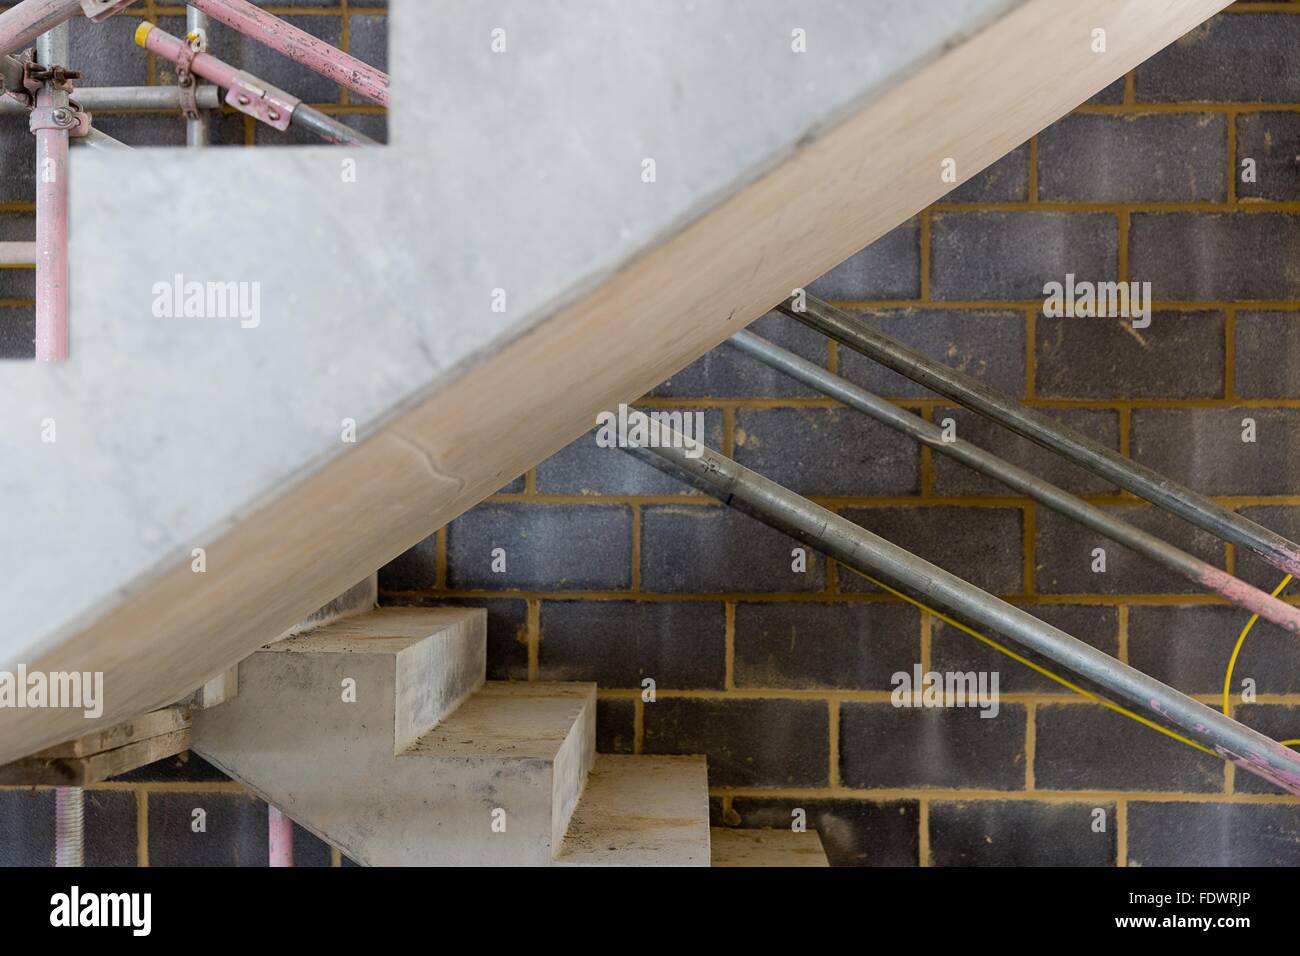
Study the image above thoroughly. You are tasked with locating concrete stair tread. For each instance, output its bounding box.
[266,606,480,655]
[710,828,829,867]
[555,754,710,867]
[405,681,596,761]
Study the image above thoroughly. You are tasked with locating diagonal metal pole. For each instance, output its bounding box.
[728,329,1300,634]
[0,0,140,58]
[185,0,388,107]
[136,21,375,146]
[782,293,1300,580]
[616,412,1300,795]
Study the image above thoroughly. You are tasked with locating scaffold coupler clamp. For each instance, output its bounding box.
[176,29,207,122]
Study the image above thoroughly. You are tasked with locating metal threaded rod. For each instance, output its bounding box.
[728,328,1300,634]
[617,412,1300,795]
[54,786,84,867]
[782,293,1300,580]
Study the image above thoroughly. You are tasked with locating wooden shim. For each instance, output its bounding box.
[30,706,190,759]
[0,728,191,786]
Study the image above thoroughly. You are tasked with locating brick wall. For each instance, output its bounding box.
[381,3,1300,868]
[5,3,1300,868]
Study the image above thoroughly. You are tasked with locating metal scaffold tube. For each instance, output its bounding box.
[186,0,389,107]
[33,21,70,361]
[782,293,1300,580]
[186,4,210,148]
[0,0,82,58]
[617,413,1300,795]
[135,21,376,146]
[728,329,1300,634]
[0,84,223,112]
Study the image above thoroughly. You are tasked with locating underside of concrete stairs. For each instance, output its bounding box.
[0,0,1236,764]
[191,607,729,865]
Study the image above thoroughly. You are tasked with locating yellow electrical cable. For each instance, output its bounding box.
[1222,575,1292,716]
[839,565,1216,757]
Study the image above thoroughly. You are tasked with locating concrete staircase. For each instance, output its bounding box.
[190,607,722,865]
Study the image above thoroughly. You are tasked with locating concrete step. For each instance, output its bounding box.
[710,828,830,867]
[406,681,597,863]
[264,605,486,749]
[556,754,710,867]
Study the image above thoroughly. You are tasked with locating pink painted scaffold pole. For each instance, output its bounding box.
[186,0,388,107]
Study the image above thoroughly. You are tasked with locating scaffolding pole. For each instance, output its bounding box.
[186,0,389,107]
[136,21,376,146]
[619,414,1300,794]
[782,293,1300,580]
[185,4,210,147]
[0,0,81,58]
[33,21,70,361]
[729,329,1300,634]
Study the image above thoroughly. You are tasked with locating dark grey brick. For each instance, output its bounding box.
[1130,213,1300,301]
[1234,312,1300,398]
[1235,704,1300,795]
[1038,113,1227,203]
[445,503,632,590]
[733,602,919,690]
[83,790,138,866]
[732,407,919,497]
[643,697,829,788]
[111,749,230,783]
[640,505,825,593]
[68,13,148,86]
[0,789,53,865]
[838,506,1024,595]
[839,703,1027,790]
[1135,14,1300,103]
[147,792,269,866]
[1236,113,1300,201]
[932,604,1119,694]
[1034,703,1224,792]
[944,143,1030,203]
[653,311,827,399]
[806,219,919,301]
[1129,605,1300,696]
[1084,77,1126,105]
[931,212,1117,301]
[836,309,1026,400]
[378,531,437,591]
[536,409,722,495]
[931,405,1121,496]
[538,599,725,689]
[596,697,635,754]
[0,116,34,201]
[382,596,529,681]
[930,800,1116,867]
[1035,310,1224,399]
[348,14,388,74]
[1235,505,1300,591]
[0,304,34,359]
[1035,503,1226,594]
[1127,802,1300,866]
[1131,407,1300,496]
[289,822,334,867]
[721,797,920,867]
